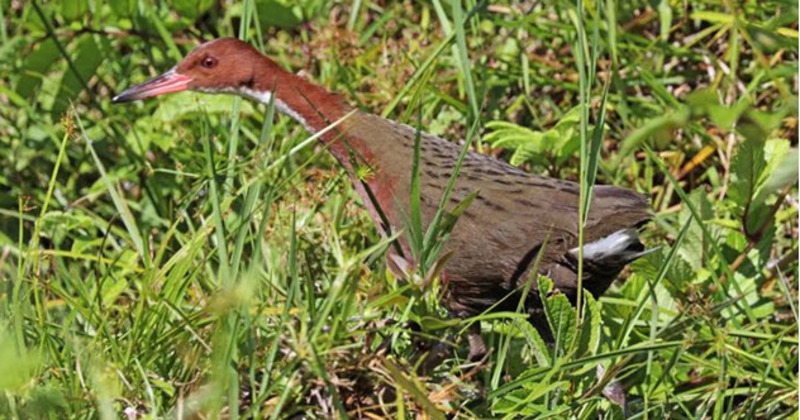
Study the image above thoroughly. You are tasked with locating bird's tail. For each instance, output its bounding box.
[568,228,653,270]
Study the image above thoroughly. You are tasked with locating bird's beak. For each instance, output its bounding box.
[112,68,192,103]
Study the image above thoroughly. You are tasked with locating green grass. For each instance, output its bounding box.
[1,0,797,418]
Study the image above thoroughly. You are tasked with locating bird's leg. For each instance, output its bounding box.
[466,321,487,362]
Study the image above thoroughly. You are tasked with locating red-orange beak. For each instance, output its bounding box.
[112,68,192,103]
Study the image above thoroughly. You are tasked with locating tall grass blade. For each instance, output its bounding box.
[79,112,147,265]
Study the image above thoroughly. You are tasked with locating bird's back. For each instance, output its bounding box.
[345,112,650,315]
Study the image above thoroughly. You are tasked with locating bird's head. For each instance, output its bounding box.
[112,38,269,103]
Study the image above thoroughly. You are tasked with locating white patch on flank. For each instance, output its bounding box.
[570,228,640,261]
[239,87,314,133]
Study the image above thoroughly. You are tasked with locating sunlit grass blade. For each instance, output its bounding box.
[79,111,147,266]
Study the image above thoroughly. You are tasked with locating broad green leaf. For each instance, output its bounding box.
[540,276,577,350]
[52,35,104,118]
[708,101,750,130]
[554,107,581,127]
[153,92,256,122]
[577,291,600,358]
[509,145,543,167]
[101,279,129,306]
[485,121,541,149]
[729,136,767,209]
[254,0,304,28]
[665,252,695,295]
[16,38,59,99]
[486,108,582,168]
[61,0,88,22]
[739,109,783,142]
[170,0,215,20]
[755,140,798,204]
[518,319,551,366]
[109,0,137,17]
[555,128,581,165]
[618,108,689,158]
[677,190,714,271]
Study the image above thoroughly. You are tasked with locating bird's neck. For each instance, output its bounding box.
[237,61,411,250]
[240,62,366,168]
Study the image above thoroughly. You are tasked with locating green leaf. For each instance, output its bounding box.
[539,276,577,350]
[738,109,781,142]
[509,144,543,167]
[755,141,798,203]
[685,88,719,110]
[253,0,305,28]
[618,107,690,158]
[440,190,477,232]
[15,38,59,100]
[61,0,88,22]
[729,135,767,209]
[677,190,714,271]
[52,35,104,118]
[152,92,256,122]
[554,106,582,127]
[485,121,541,149]
[40,211,95,242]
[518,320,551,366]
[665,252,695,295]
[486,108,582,168]
[577,292,600,358]
[709,101,750,130]
[170,0,215,20]
[109,0,137,17]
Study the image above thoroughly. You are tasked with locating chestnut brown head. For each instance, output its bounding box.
[112,38,268,103]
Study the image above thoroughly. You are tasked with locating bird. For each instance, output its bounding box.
[113,37,651,361]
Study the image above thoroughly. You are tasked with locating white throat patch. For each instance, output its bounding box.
[238,87,313,133]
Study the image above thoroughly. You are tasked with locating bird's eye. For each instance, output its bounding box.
[201,56,217,69]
